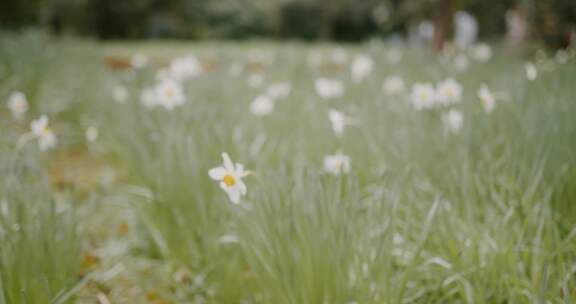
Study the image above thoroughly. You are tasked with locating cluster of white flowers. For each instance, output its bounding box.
[250,82,291,116]
[411,78,463,110]
[5,91,59,151]
[162,55,202,81]
[30,115,57,151]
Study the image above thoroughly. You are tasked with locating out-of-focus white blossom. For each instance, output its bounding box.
[435,78,463,105]
[6,91,28,119]
[324,152,351,176]
[315,78,344,100]
[471,43,492,62]
[131,54,148,69]
[442,109,464,134]
[410,83,436,110]
[250,95,275,116]
[351,55,374,83]
[86,126,99,142]
[382,76,405,96]
[30,115,57,150]
[525,62,537,80]
[478,84,496,113]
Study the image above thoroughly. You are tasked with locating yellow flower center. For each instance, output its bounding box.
[41,126,51,136]
[223,174,236,187]
[166,88,174,97]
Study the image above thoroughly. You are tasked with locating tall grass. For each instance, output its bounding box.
[1,31,576,302]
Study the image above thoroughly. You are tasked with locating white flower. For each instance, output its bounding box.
[168,55,202,80]
[328,109,356,136]
[250,95,274,116]
[382,76,405,95]
[7,91,28,119]
[112,85,128,103]
[30,115,57,150]
[209,153,250,204]
[156,79,185,110]
[323,152,351,176]
[442,110,464,134]
[525,62,537,81]
[435,78,463,105]
[351,55,373,83]
[266,82,291,99]
[410,83,436,110]
[131,54,148,69]
[315,78,344,100]
[470,43,492,62]
[477,84,495,113]
[86,126,98,142]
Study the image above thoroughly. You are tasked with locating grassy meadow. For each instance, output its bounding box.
[1,31,576,303]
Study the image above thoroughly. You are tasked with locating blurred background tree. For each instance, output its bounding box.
[0,0,574,48]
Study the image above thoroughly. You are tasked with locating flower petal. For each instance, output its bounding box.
[227,187,241,204]
[208,167,227,180]
[222,152,234,172]
[237,180,247,195]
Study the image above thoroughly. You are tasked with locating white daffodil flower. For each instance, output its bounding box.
[442,109,464,134]
[328,109,356,136]
[155,79,185,110]
[471,43,492,62]
[435,78,463,105]
[250,95,274,116]
[169,55,202,81]
[382,76,405,96]
[7,91,28,119]
[478,84,495,113]
[411,83,436,110]
[525,62,537,81]
[209,153,250,204]
[30,115,57,150]
[131,54,148,69]
[351,54,374,83]
[266,82,291,100]
[315,78,344,100]
[324,152,351,176]
[86,126,99,142]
